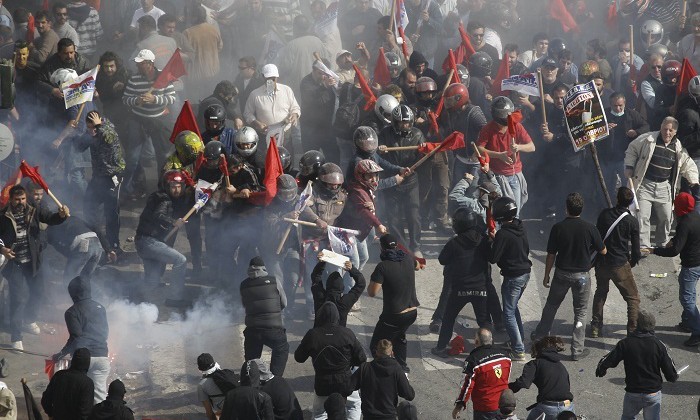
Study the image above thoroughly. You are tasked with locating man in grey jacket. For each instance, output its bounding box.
[624,116,699,249]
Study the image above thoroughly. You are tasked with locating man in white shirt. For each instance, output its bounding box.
[130,0,165,29]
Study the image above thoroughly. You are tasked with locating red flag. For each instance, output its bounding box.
[20,160,49,191]
[374,48,392,87]
[441,49,461,85]
[456,23,476,63]
[152,49,186,90]
[606,1,617,32]
[427,111,441,137]
[88,0,101,10]
[397,26,410,62]
[418,131,464,153]
[169,100,202,143]
[26,14,35,43]
[219,155,229,178]
[353,63,377,111]
[678,58,698,96]
[549,0,580,33]
[0,167,22,207]
[180,170,196,187]
[250,138,283,206]
[491,56,510,96]
[42,0,49,10]
[194,152,206,174]
[507,110,523,138]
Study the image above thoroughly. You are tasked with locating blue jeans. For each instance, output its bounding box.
[135,236,187,300]
[64,237,103,282]
[505,174,522,218]
[84,175,122,250]
[527,401,575,420]
[345,238,368,292]
[622,391,662,420]
[678,266,700,335]
[312,390,361,420]
[502,273,530,353]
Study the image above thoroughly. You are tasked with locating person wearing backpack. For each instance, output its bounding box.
[310,257,366,327]
[197,353,239,420]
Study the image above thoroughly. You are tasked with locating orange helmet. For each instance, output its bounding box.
[444,83,470,110]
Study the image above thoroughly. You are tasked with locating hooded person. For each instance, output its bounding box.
[240,256,289,376]
[397,401,419,420]
[51,276,110,404]
[253,359,303,420]
[310,257,366,327]
[498,389,518,419]
[88,379,135,420]
[41,348,94,420]
[295,301,366,420]
[324,393,347,420]
[220,360,274,420]
[408,51,439,80]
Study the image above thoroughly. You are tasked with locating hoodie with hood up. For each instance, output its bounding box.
[350,356,415,419]
[489,219,532,277]
[311,261,365,327]
[439,228,490,292]
[220,361,274,420]
[295,302,367,396]
[509,350,574,403]
[57,276,109,359]
[41,348,94,420]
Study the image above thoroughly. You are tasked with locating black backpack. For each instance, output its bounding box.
[207,368,239,397]
[333,84,364,136]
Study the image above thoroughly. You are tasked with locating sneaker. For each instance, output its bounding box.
[350,301,361,312]
[640,248,651,258]
[429,321,441,334]
[683,335,700,347]
[590,324,601,338]
[676,322,692,333]
[10,341,22,352]
[571,348,590,361]
[511,351,527,362]
[431,347,450,358]
[24,323,40,335]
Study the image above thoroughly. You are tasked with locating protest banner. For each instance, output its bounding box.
[563,80,609,152]
[62,66,98,109]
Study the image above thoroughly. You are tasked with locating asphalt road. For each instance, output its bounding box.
[1,212,699,420]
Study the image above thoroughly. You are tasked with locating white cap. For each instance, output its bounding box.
[261,63,279,78]
[134,49,156,63]
[336,49,352,60]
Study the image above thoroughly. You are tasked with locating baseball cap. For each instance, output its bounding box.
[261,63,279,78]
[380,233,398,249]
[336,49,352,60]
[134,49,156,63]
[542,57,558,69]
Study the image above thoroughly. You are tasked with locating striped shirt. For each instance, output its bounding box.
[67,2,103,55]
[641,0,682,26]
[122,72,176,118]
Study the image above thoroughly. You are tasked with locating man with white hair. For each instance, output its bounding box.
[624,116,699,249]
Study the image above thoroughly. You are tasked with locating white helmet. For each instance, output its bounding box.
[689,75,700,98]
[50,68,79,87]
[234,126,259,157]
[374,94,400,125]
[640,20,663,48]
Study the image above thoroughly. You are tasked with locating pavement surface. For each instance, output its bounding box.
[0,204,699,420]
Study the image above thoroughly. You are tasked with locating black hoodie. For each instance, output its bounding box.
[42,348,94,420]
[350,356,415,419]
[88,397,135,420]
[220,361,274,420]
[439,228,491,292]
[509,350,574,403]
[58,276,109,358]
[311,261,366,327]
[294,302,367,396]
[489,219,532,277]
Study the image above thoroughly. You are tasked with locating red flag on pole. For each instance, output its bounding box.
[456,23,476,64]
[0,167,22,207]
[441,49,461,84]
[19,161,49,191]
[353,63,377,111]
[169,100,202,143]
[26,14,35,43]
[507,110,524,137]
[491,56,510,96]
[606,1,617,32]
[219,155,230,178]
[549,0,580,33]
[677,58,698,96]
[152,49,186,90]
[417,131,464,153]
[397,27,410,62]
[374,47,392,87]
[42,0,49,10]
[250,138,284,206]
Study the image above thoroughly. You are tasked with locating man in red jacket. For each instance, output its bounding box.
[453,328,511,419]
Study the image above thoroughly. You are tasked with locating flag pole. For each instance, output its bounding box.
[389,0,397,35]
[682,0,688,29]
[283,217,318,227]
[589,142,613,207]
[629,25,635,91]
[628,177,640,213]
[163,206,197,242]
[537,69,547,126]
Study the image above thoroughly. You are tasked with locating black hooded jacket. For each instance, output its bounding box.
[311,261,366,327]
[350,356,415,419]
[439,228,490,292]
[294,302,367,396]
[509,350,574,403]
[220,361,274,420]
[57,276,109,358]
[136,191,179,241]
[260,376,303,420]
[42,348,95,420]
[88,397,135,420]
[489,219,532,277]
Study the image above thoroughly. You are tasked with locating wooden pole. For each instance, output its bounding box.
[46,189,68,215]
[389,0,397,35]
[410,143,444,171]
[589,142,613,207]
[283,217,318,227]
[629,25,635,89]
[628,177,640,214]
[472,142,482,158]
[163,206,197,242]
[537,69,547,126]
[682,0,688,29]
[382,145,420,151]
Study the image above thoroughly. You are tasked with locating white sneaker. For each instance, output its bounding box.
[24,323,40,335]
[350,302,362,312]
[10,341,23,351]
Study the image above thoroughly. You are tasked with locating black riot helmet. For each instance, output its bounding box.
[491,96,515,126]
[452,207,479,234]
[548,38,567,59]
[276,174,298,202]
[204,140,224,169]
[492,196,518,221]
[278,146,291,172]
[204,104,226,135]
[469,51,493,78]
[391,104,415,136]
[299,150,325,178]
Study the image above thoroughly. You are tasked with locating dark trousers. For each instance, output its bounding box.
[418,152,450,226]
[6,262,38,342]
[123,114,173,193]
[433,280,502,326]
[243,326,289,377]
[592,262,640,334]
[383,180,421,250]
[437,293,491,349]
[370,310,417,372]
[84,174,122,250]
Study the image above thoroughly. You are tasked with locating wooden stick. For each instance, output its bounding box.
[682,0,688,28]
[537,69,547,126]
[410,143,443,171]
[628,177,640,212]
[629,25,635,88]
[164,206,197,242]
[589,142,612,207]
[283,217,317,227]
[472,142,482,158]
[382,145,420,151]
[276,225,293,255]
[46,189,68,215]
[389,0,397,34]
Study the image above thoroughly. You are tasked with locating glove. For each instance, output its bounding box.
[51,353,63,363]
[595,367,606,378]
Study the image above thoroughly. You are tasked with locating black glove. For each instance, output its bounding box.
[595,367,606,378]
